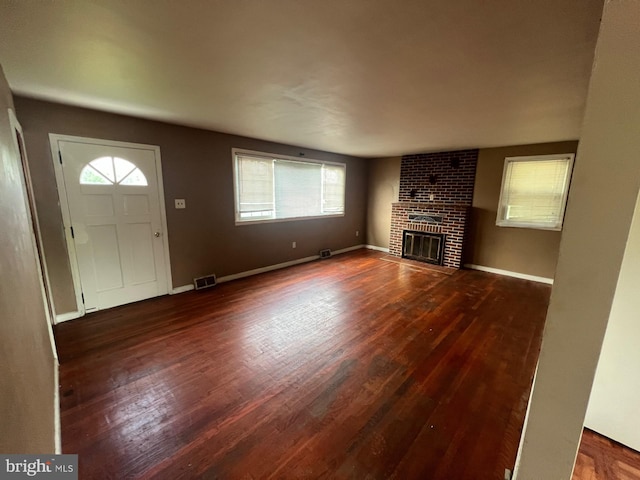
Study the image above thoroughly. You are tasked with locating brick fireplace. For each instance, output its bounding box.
[390,149,478,268]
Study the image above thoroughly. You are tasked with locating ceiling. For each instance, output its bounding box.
[0,1,603,158]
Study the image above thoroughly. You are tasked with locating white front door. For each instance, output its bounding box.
[57,139,169,312]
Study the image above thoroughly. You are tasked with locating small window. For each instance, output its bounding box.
[233,149,346,224]
[496,153,574,231]
[80,157,148,186]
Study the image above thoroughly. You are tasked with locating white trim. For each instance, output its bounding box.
[171,284,194,294]
[234,212,345,226]
[216,245,365,284]
[218,255,320,283]
[53,359,61,454]
[9,110,61,454]
[9,110,59,325]
[48,134,173,318]
[365,244,390,253]
[232,147,347,169]
[49,135,86,318]
[512,359,540,479]
[332,244,365,255]
[153,147,174,295]
[464,264,554,285]
[55,311,83,323]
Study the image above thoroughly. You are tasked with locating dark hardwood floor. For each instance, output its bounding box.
[55,250,552,479]
[573,429,640,480]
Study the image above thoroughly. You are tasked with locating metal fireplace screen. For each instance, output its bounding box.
[402,230,445,265]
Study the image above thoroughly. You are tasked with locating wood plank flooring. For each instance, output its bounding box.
[573,429,640,480]
[55,250,552,479]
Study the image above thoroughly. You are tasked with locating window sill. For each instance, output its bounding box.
[496,221,562,231]
[235,213,345,226]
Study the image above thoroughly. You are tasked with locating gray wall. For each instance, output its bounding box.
[0,66,57,453]
[14,97,368,315]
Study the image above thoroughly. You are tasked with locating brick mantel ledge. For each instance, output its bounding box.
[393,202,469,209]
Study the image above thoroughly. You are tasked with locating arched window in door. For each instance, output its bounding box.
[79,157,148,186]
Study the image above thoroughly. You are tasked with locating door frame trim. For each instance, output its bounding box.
[49,134,173,321]
[9,110,57,325]
[10,110,62,452]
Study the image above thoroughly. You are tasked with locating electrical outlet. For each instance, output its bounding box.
[292,241,296,249]
[356,230,359,237]
[429,194,435,201]
[175,199,186,209]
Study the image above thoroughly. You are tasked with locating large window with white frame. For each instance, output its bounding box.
[233,149,346,224]
[496,153,575,231]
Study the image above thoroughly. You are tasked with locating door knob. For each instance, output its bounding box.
[154,232,161,237]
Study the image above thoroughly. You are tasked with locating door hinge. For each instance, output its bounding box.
[58,151,63,165]
[81,292,84,304]
[70,226,75,238]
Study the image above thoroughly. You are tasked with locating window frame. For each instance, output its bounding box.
[496,153,575,231]
[79,156,149,186]
[232,148,346,226]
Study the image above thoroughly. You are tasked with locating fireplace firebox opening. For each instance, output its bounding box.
[402,230,445,265]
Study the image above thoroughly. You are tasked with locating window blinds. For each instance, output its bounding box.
[236,155,274,219]
[235,152,346,223]
[498,155,573,230]
[274,159,322,218]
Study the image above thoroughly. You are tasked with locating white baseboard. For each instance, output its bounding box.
[171,284,194,294]
[166,246,367,290]
[365,244,390,253]
[218,255,320,283]
[55,311,82,323]
[216,245,366,284]
[464,264,554,285]
[333,244,366,255]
